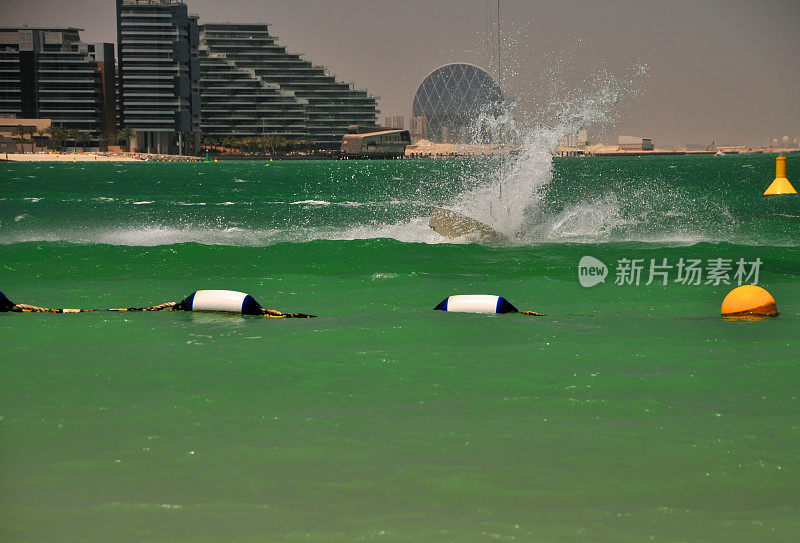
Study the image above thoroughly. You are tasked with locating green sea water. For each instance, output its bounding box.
[1,155,799,542]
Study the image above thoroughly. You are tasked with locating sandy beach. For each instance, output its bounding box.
[3,152,142,162]
[2,152,203,162]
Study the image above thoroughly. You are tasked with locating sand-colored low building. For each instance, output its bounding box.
[0,118,52,153]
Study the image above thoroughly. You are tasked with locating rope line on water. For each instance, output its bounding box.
[520,310,545,316]
[12,304,92,313]
[263,309,316,318]
[108,302,177,312]
[10,302,315,318]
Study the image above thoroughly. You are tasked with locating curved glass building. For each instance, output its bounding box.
[412,63,503,143]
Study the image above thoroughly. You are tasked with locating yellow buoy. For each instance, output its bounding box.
[764,156,797,195]
[721,285,779,317]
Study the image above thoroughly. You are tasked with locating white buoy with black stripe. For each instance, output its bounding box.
[434,294,518,314]
[176,290,264,315]
[1,288,315,317]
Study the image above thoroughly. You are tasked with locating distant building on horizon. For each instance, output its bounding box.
[409,115,428,142]
[4,0,381,155]
[0,27,115,146]
[559,129,589,148]
[341,124,411,159]
[412,63,503,144]
[618,135,654,151]
[198,23,378,149]
[116,0,201,155]
[383,116,405,130]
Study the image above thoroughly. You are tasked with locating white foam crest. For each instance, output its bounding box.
[290,199,331,206]
[533,194,626,242]
[96,226,268,246]
[0,218,457,247]
[2,226,267,246]
[0,216,791,247]
[312,217,457,244]
[511,187,741,245]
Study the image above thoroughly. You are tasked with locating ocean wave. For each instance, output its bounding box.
[5,217,793,247]
[0,218,452,247]
[289,200,331,206]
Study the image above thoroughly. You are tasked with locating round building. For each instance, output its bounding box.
[411,63,503,143]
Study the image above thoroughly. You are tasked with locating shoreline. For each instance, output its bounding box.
[1,151,202,162]
[3,148,797,163]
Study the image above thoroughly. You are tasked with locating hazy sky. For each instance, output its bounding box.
[4,0,799,146]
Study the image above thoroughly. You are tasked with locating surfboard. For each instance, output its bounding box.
[429,207,506,242]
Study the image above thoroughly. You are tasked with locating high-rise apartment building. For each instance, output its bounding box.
[0,27,114,144]
[116,0,200,154]
[198,25,307,141]
[199,23,379,149]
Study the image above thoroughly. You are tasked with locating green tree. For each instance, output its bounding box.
[11,125,27,152]
[46,125,68,151]
[116,128,135,152]
[65,129,79,152]
[202,135,221,154]
[36,128,48,151]
[75,131,92,152]
[271,136,289,154]
[24,126,38,153]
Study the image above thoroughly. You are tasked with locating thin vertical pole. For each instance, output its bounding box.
[497,0,501,85]
[497,0,503,204]
[486,0,490,73]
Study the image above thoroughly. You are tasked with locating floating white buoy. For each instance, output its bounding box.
[177,290,264,315]
[434,294,519,314]
[2,289,315,317]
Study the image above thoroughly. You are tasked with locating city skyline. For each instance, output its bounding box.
[3,0,799,146]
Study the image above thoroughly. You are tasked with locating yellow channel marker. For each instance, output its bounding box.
[764,156,797,195]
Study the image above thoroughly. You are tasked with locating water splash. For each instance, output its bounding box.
[448,71,631,238]
[429,20,656,240]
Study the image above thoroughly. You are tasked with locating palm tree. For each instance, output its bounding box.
[102,130,116,150]
[202,135,218,153]
[116,127,135,152]
[11,125,27,153]
[75,131,92,152]
[66,129,79,152]
[271,136,288,155]
[24,126,38,153]
[36,128,48,152]
[46,125,68,151]
[221,136,235,154]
